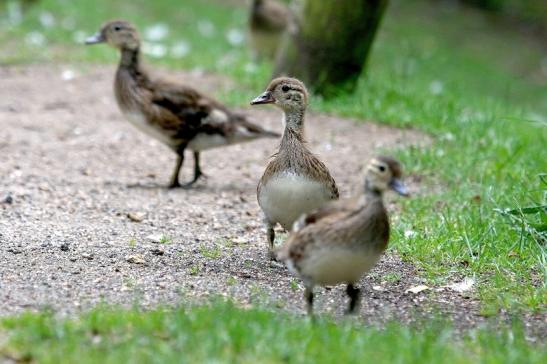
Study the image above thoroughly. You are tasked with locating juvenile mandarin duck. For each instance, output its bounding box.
[276,156,409,316]
[86,20,280,188]
[248,0,291,60]
[251,77,338,258]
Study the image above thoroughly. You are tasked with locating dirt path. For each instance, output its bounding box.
[0,64,542,337]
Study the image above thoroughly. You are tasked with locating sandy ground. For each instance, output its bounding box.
[0,65,543,338]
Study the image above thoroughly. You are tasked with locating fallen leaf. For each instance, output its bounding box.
[126,254,145,264]
[406,285,430,294]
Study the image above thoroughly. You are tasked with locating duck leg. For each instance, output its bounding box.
[346,283,361,314]
[169,150,185,188]
[267,222,276,260]
[304,286,315,316]
[182,151,204,188]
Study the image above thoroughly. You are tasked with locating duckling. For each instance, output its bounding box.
[85,20,280,188]
[248,0,291,60]
[276,156,409,316]
[251,77,338,258]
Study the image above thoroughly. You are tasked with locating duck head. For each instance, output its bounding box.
[85,20,140,50]
[251,77,309,113]
[364,156,409,196]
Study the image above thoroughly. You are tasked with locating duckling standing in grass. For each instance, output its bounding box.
[248,0,291,60]
[85,20,280,188]
[251,77,338,259]
[276,156,409,316]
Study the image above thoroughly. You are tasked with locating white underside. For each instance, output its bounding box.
[122,109,254,152]
[123,111,176,147]
[292,247,381,286]
[259,172,332,230]
[187,133,229,151]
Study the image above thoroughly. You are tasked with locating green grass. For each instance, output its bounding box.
[0,0,545,360]
[1,301,544,364]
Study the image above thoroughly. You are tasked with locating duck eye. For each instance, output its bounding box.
[281,85,290,93]
[378,166,386,172]
[113,26,121,31]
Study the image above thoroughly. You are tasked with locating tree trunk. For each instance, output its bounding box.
[273,0,389,95]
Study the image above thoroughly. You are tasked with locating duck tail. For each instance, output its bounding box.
[233,114,281,139]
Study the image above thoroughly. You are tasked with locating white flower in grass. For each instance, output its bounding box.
[144,23,169,41]
[25,32,46,46]
[429,80,444,95]
[198,20,215,37]
[404,230,417,239]
[226,28,244,46]
[142,42,167,58]
[39,12,55,28]
[170,41,191,58]
[72,31,86,44]
[244,62,257,74]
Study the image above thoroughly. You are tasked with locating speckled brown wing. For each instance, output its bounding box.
[149,80,280,142]
[277,196,390,264]
[306,154,339,200]
[276,199,356,261]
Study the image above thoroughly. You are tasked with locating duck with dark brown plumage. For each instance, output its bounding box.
[86,20,280,188]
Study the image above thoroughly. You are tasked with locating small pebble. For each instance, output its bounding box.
[127,212,145,222]
[151,247,165,256]
[1,194,13,204]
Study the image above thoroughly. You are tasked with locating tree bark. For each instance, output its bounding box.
[273,0,389,95]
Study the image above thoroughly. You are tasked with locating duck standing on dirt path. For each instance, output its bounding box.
[251,77,339,259]
[248,0,291,60]
[276,156,409,316]
[85,20,280,188]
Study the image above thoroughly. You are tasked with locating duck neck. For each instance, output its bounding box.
[281,108,305,143]
[364,180,384,201]
[119,47,141,71]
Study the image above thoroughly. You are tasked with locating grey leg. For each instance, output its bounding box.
[305,286,315,317]
[169,153,184,188]
[181,151,204,188]
[267,222,276,260]
[346,283,361,314]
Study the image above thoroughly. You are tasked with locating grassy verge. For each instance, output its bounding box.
[1,301,544,364]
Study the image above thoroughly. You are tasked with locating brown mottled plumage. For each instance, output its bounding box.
[251,77,338,259]
[248,0,292,60]
[276,156,409,316]
[86,20,280,188]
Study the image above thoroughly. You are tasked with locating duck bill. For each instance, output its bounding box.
[390,178,409,197]
[85,32,105,45]
[251,91,275,105]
